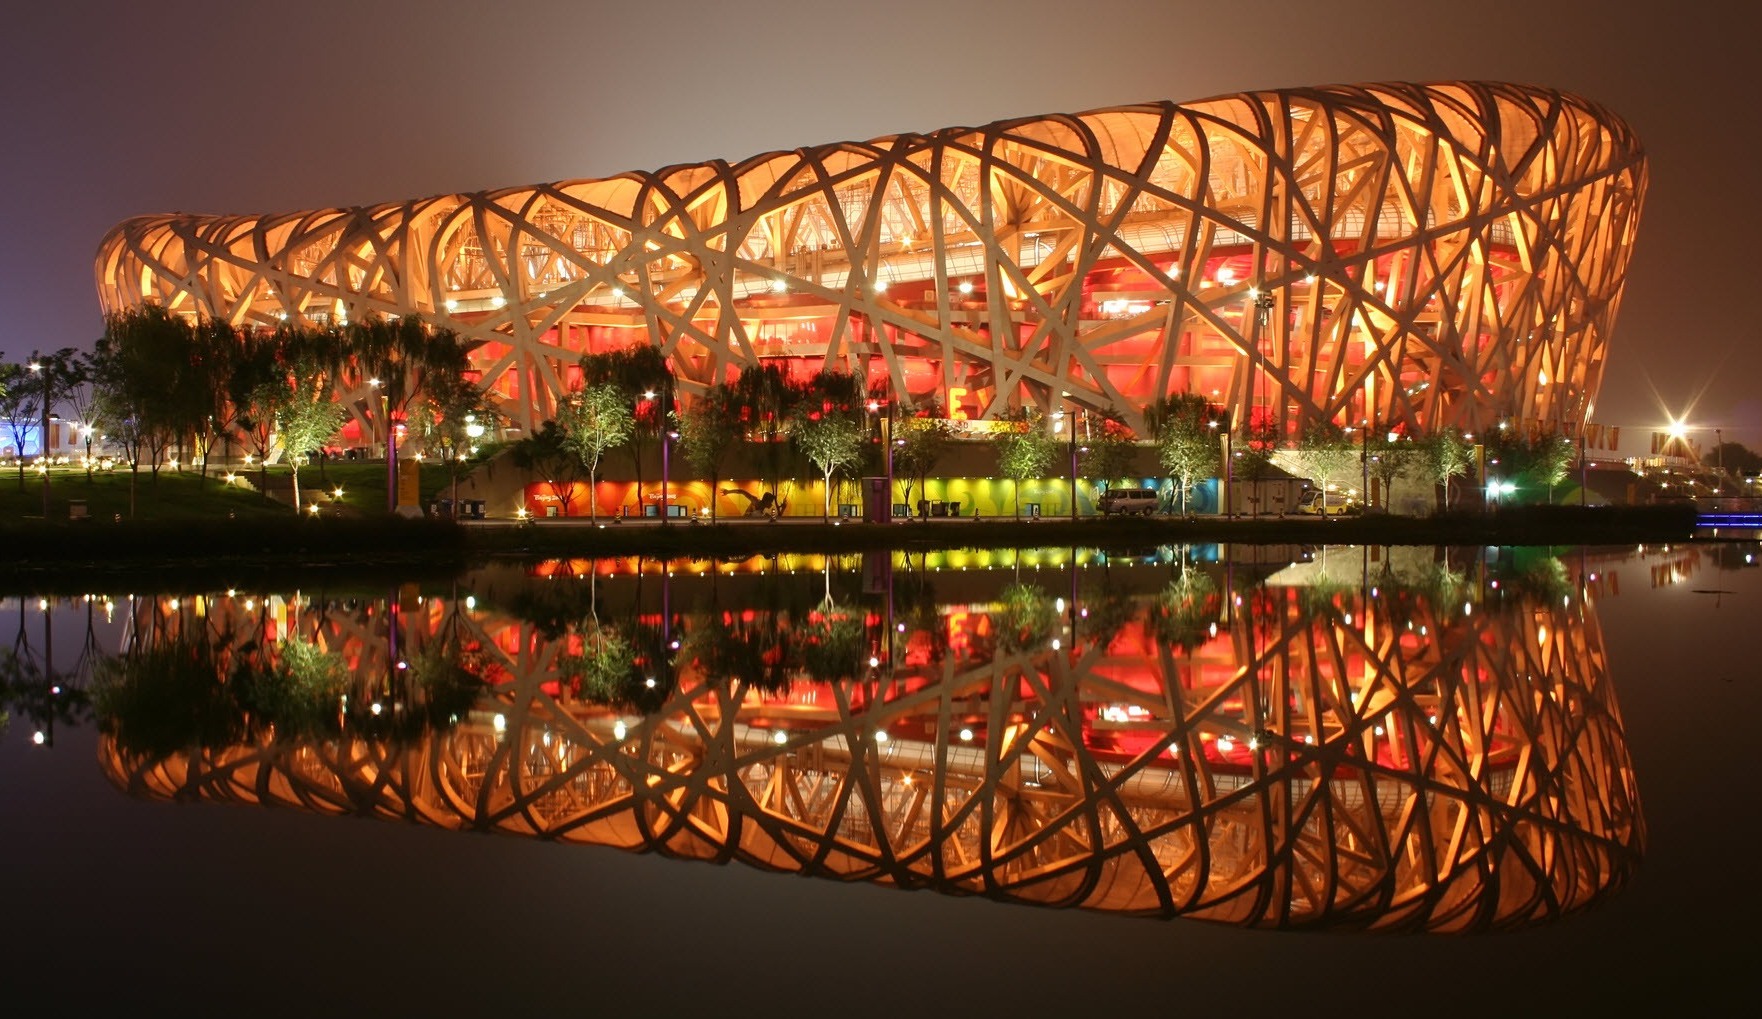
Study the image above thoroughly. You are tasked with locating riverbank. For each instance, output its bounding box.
[0,503,1701,579]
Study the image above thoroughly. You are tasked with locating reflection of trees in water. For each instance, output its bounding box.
[93,636,244,757]
[1153,566,1218,652]
[97,552,1643,932]
[1080,575,1137,649]
[801,614,866,683]
[995,583,1055,653]
[555,621,676,714]
[92,594,486,757]
[2,645,93,742]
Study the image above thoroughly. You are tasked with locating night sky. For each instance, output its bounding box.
[4,0,1755,449]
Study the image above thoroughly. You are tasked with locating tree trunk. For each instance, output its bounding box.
[291,458,302,513]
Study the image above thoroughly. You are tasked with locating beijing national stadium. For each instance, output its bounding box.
[95,80,1645,449]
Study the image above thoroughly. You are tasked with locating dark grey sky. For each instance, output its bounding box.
[3,0,1753,448]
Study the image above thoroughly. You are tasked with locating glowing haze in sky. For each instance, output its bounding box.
[2,0,1753,447]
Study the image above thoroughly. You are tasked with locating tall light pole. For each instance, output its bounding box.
[29,356,50,519]
[370,378,395,513]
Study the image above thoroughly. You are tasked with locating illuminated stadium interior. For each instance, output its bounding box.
[96,81,1645,444]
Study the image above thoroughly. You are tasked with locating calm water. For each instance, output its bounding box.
[2,543,1756,1014]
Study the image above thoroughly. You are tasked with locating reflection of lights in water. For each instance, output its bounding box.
[87,549,1644,931]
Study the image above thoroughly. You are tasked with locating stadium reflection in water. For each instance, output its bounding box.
[96,546,1642,931]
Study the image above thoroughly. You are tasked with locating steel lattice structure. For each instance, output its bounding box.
[100,557,1641,930]
[95,82,1644,440]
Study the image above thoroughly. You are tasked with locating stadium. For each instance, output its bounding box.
[96,81,1645,446]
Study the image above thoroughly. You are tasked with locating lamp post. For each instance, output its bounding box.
[368,378,398,513]
[644,387,675,525]
[28,357,51,518]
[1054,402,1080,521]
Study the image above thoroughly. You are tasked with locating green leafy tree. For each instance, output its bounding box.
[1484,429,1575,504]
[1146,393,1221,515]
[558,383,635,520]
[275,352,350,513]
[1365,432,1422,510]
[1285,421,1356,494]
[996,409,1056,517]
[1079,413,1138,493]
[678,382,740,521]
[792,369,867,519]
[1423,428,1475,510]
[892,407,953,510]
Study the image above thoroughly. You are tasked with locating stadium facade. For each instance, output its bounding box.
[96,81,1645,443]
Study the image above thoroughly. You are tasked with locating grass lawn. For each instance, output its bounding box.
[0,460,466,522]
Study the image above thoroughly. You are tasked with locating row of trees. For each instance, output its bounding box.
[4,307,490,515]
[1142,395,1583,512]
[517,354,882,521]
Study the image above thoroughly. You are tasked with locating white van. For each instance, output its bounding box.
[1099,487,1159,516]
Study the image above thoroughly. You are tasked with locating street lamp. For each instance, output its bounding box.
[368,377,396,513]
[1053,404,1080,520]
[28,359,48,516]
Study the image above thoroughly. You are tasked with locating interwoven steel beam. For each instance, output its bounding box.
[96,82,1644,441]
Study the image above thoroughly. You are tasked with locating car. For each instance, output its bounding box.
[1099,487,1160,516]
[1296,489,1358,515]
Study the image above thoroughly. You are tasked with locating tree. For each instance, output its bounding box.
[1368,432,1424,510]
[1423,428,1475,510]
[1079,413,1138,493]
[729,362,800,495]
[996,409,1056,517]
[1483,429,1575,504]
[892,409,953,511]
[558,383,634,520]
[581,344,674,497]
[275,349,349,513]
[413,369,502,515]
[510,420,585,517]
[0,362,34,489]
[792,369,867,519]
[1284,421,1356,494]
[229,325,293,499]
[92,307,196,514]
[191,317,245,484]
[344,314,475,512]
[678,383,740,522]
[1146,393,1221,515]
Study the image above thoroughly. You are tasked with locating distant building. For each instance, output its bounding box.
[97,81,1645,451]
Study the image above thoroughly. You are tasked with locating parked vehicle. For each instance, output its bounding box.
[1297,488,1359,515]
[1099,487,1160,516]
